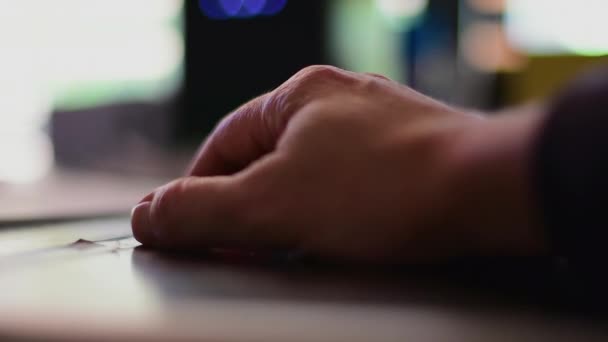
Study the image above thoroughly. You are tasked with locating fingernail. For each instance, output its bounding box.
[131,201,156,245]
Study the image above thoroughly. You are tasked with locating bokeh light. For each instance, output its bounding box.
[242,0,267,15]
[462,21,526,71]
[376,0,428,18]
[199,0,287,19]
[374,0,428,31]
[467,0,506,14]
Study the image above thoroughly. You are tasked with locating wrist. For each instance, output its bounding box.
[444,108,549,257]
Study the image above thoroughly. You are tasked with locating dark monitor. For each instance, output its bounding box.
[178,0,328,142]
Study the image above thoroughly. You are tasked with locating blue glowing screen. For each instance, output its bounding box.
[199,0,287,19]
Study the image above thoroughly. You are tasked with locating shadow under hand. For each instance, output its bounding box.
[129,246,585,314]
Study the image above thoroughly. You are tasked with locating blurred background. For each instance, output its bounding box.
[0,0,607,220]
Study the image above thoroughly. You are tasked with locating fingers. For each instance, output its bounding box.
[132,159,294,250]
[187,65,361,177]
[187,93,278,177]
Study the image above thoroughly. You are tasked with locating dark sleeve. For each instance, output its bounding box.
[533,68,608,275]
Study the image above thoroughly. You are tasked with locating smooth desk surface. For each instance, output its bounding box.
[0,217,606,341]
[0,169,166,222]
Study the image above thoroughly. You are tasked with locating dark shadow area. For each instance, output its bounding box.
[130,246,608,321]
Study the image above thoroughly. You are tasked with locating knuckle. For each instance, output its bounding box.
[299,65,341,79]
[262,90,290,122]
[271,65,351,115]
[363,72,391,82]
[228,96,263,125]
[359,77,387,93]
[295,65,350,86]
[303,100,350,126]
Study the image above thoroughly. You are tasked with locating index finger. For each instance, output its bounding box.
[187,65,360,177]
[187,93,280,177]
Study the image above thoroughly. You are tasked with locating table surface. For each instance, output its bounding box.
[0,169,167,223]
[0,217,606,342]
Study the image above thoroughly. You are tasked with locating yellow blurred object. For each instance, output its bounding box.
[502,56,608,105]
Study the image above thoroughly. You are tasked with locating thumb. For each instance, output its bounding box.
[131,173,291,251]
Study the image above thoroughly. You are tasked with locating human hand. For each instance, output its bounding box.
[131,66,546,263]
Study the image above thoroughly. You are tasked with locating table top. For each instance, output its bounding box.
[0,169,167,223]
[0,217,606,342]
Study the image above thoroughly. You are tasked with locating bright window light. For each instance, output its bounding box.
[506,0,608,56]
[0,0,184,109]
[0,0,184,184]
